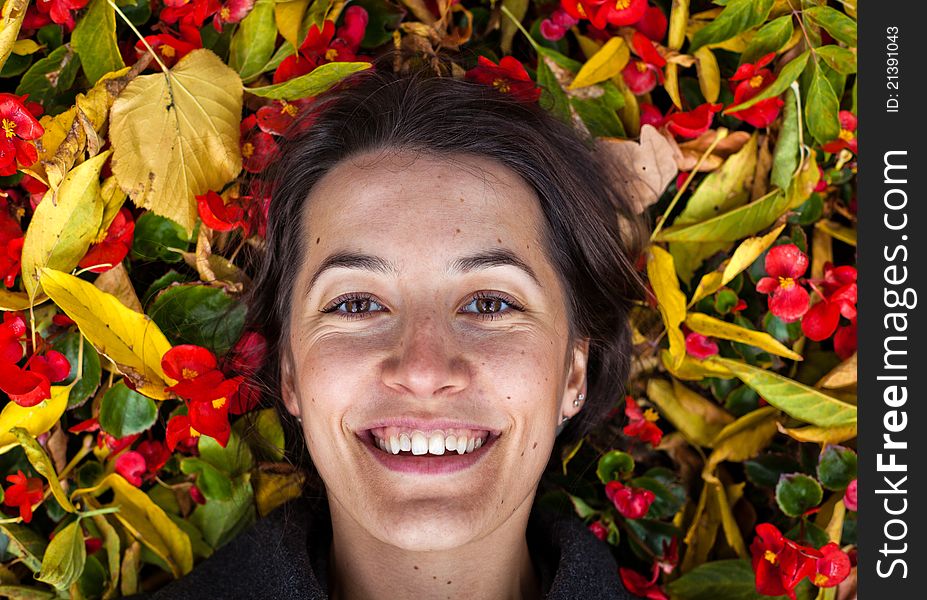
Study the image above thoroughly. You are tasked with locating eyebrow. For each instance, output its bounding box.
[305,248,542,295]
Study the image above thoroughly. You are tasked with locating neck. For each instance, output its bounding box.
[325,497,543,600]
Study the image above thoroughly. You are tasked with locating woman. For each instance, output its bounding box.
[149,63,644,599]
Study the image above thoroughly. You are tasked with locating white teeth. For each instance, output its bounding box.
[475,437,482,449]
[445,434,457,452]
[466,437,475,453]
[428,432,446,455]
[456,435,468,454]
[399,433,411,451]
[411,431,429,455]
[389,434,401,455]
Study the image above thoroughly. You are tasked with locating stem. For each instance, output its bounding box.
[108,0,170,73]
[650,128,729,241]
[60,434,94,481]
[790,82,807,176]
[500,4,541,54]
[78,506,121,520]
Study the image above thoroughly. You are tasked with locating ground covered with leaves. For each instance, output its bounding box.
[0,0,857,598]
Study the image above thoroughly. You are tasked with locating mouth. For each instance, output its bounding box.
[358,428,501,475]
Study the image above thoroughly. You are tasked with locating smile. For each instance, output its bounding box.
[359,428,500,475]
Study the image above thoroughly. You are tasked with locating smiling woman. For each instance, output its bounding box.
[147,62,645,600]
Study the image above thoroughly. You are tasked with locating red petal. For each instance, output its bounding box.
[188,398,231,447]
[632,5,668,42]
[764,244,809,279]
[685,332,719,359]
[115,451,147,487]
[837,110,857,132]
[0,361,50,406]
[162,344,218,381]
[664,103,722,139]
[801,300,840,341]
[769,285,810,323]
[833,322,856,360]
[166,415,195,451]
[814,543,851,587]
[622,60,658,95]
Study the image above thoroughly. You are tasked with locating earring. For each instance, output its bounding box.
[573,393,585,408]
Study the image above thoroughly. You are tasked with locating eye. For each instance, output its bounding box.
[320,293,387,320]
[460,291,525,321]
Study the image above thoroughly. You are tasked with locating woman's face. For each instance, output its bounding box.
[281,150,589,551]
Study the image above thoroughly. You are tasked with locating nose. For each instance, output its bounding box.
[381,315,469,398]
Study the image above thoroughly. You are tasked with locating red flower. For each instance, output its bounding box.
[78,208,135,274]
[3,470,44,523]
[821,111,857,154]
[663,103,722,139]
[465,56,542,104]
[240,115,278,174]
[727,53,784,128]
[166,414,199,452]
[136,27,203,69]
[197,190,249,232]
[255,98,315,137]
[190,484,207,505]
[621,33,666,95]
[223,330,267,414]
[540,8,579,42]
[833,319,856,360]
[813,542,851,588]
[160,0,220,29]
[166,399,231,449]
[34,0,88,30]
[0,93,44,176]
[801,264,857,341]
[843,479,857,511]
[750,523,821,600]
[619,567,668,600]
[605,480,655,519]
[0,198,24,288]
[273,8,369,84]
[685,331,718,359]
[756,244,810,323]
[212,0,255,32]
[115,451,147,487]
[588,520,608,541]
[632,4,667,42]
[640,103,663,128]
[623,395,662,446]
[561,0,647,30]
[136,439,171,476]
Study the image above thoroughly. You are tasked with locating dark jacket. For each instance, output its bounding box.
[145,496,639,599]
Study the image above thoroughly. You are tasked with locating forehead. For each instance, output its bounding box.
[301,150,548,257]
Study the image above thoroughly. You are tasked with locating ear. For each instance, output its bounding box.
[279,347,301,419]
[560,338,590,420]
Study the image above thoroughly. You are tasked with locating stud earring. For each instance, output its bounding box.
[573,393,585,408]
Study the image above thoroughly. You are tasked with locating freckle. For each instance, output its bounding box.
[532,442,537,449]
[447,581,452,585]
[506,396,511,399]
[316,237,320,244]
[497,238,502,243]
[456,228,461,233]
[520,450,524,456]
[413,565,419,570]
[433,576,438,580]
[501,499,504,504]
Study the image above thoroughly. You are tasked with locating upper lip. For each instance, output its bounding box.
[359,417,502,436]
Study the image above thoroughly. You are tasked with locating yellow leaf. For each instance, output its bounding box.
[0,0,28,72]
[824,500,846,543]
[21,150,110,299]
[785,149,820,209]
[815,219,857,246]
[647,378,733,447]
[664,62,682,109]
[690,224,785,304]
[661,349,734,381]
[77,474,193,578]
[777,422,857,445]
[11,38,39,55]
[574,31,602,60]
[694,47,720,103]
[253,470,306,517]
[681,479,720,573]
[686,312,802,360]
[704,406,779,478]
[11,427,77,513]
[0,385,71,453]
[110,49,243,235]
[647,246,687,368]
[668,0,689,51]
[93,176,128,243]
[0,289,44,311]
[39,268,174,399]
[716,481,747,558]
[569,37,629,90]
[274,0,311,49]
[816,352,857,389]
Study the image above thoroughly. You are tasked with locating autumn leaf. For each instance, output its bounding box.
[0,0,27,73]
[110,49,243,236]
[596,125,678,214]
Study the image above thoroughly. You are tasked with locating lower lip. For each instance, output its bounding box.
[359,431,498,475]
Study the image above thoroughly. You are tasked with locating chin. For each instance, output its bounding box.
[365,500,487,551]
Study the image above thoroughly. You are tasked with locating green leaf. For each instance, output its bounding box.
[745,454,802,488]
[198,429,254,477]
[712,357,857,427]
[98,381,158,438]
[71,0,124,84]
[689,0,774,52]
[536,55,571,125]
[15,45,82,113]
[817,445,857,490]
[816,45,857,74]
[656,189,788,243]
[741,15,794,64]
[351,0,405,49]
[646,378,734,447]
[775,473,823,517]
[10,428,76,513]
[805,63,840,144]
[37,521,85,591]
[239,408,285,461]
[245,61,372,100]
[570,87,625,137]
[804,6,857,47]
[76,554,106,599]
[131,212,190,263]
[667,559,783,600]
[0,523,48,573]
[596,450,634,484]
[51,331,102,408]
[724,51,809,113]
[566,492,597,519]
[770,87,798,190]
[630,476,685,520]
[190,475,255,548]
[676,134,758,227]
[228,0,277,82]
[180,457,233,501]
[149,284,246,356]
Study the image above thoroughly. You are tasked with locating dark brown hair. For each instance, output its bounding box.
[244,62,645,494]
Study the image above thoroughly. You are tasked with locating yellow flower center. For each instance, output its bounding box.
[161,45,176,58]
[643,408,659,423]
[764,550,778,564]
[636,61,648,73]
[220,7,230,19]
[749,74,764,88]
[838,128,854,141]
[813,574,829,586]
[1,118,15,139]
[181,367,198,379]
[189,425,201,438]
[576,4,587,17]
[325,48,339,61]
[281,101,298,117]
[242,142,254,158]
[212,397,227,410]
[615,0,631,10]
[492,78,511,93]
[778,276,795,289]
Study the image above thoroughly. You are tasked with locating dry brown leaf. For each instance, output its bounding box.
[596,125,679,214]
[94,262,144,313]
[751,134,773,200]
